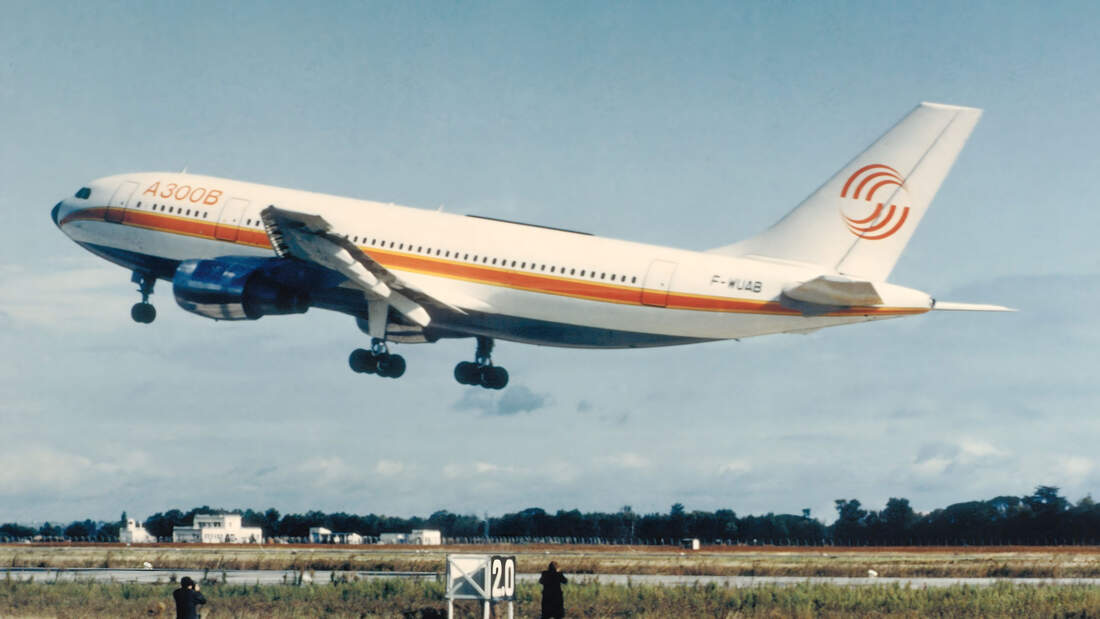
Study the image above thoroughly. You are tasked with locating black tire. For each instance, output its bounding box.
[130,302,156,324]
[379,354,406,379]
[482,366,509,390]
[454,361,479,385]
[348,348,377,374]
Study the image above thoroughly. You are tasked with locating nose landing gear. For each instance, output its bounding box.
[454,336,509,390]
[349,338,406,379]
[130,271,156,324]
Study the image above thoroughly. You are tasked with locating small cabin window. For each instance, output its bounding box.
[632,276,637,283]
[74,187,91,199]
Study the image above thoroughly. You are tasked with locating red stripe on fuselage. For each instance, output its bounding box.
[64,206,928,319]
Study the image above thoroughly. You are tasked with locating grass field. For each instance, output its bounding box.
[3,543,1100,578]
[4,544,1100,617]
[3,578,1100,618]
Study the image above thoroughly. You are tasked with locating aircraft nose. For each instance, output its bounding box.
[51,202,62,227]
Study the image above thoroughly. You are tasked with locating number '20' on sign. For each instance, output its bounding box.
[490,555,516,600]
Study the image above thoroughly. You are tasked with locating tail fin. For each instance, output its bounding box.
[710,102,982,281]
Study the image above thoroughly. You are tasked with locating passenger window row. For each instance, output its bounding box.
[347,234,639,285]
[123,196,639,285]
[134,201,211,219]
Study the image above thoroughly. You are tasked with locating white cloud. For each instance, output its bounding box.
[297,457,354,483]
[1057,456,1093,480]
[959,439,1007,459]
[596,453,649,470]
[0,263,131,332]
[717,460,751,475]
[912,456,951,477]
[0,445,155,494]
[374,459,405,476]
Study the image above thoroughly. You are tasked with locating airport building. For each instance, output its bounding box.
[309,527,365,544]
[119,518,156,543]
[380,529,442,545]
[172,514,263,544]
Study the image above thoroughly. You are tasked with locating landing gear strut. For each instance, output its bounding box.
[454,336,508,390]
[349,338,406,379]
[130,271,156,324]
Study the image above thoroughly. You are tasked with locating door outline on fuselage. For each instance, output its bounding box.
[105,181,139,224]
[214,198,250,242]
[641,260,678,307]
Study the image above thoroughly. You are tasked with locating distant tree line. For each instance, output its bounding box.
[2,487,1098,546]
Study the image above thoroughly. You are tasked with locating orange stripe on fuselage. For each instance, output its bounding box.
[64,206,928,319]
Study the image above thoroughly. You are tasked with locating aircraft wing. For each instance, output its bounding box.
[259,206,469,326]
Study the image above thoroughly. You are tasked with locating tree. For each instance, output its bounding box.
[0,523,35,539]
[64,520,95,539]
[38,522,62,538]
[880,498,917,541]
[832,499,868,543]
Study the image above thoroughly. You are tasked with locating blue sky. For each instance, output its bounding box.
[1,2,1098,523]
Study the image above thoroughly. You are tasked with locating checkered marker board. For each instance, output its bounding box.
[445,554,516,601]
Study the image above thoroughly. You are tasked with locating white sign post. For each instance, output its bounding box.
[445,554,516,619]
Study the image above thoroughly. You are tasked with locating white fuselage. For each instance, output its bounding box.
[54,172,931,348]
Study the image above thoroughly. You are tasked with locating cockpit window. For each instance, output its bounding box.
[74,187,91,199]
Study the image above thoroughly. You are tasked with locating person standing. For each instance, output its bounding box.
[173,576,206,619]
[538,561,567,619]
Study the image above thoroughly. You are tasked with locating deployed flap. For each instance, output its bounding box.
[260,206,440,326]
[709,102,983,281]
[783,275,883,307]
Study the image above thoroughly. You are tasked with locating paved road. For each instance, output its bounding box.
[3,568,1099,588]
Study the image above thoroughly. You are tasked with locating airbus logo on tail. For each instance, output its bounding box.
[839,163,910,240]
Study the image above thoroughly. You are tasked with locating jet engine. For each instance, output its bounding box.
[172,258,311,320]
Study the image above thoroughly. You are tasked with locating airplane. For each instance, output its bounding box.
[51,102,1010,390]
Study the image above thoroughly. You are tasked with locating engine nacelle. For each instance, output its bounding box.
[173,258,310,320]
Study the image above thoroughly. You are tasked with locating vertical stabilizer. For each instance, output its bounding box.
[710,103,982,281]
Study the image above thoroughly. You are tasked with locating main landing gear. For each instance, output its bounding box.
[130,271,156,324]
[454,336,509,390]
[349,338,406,379]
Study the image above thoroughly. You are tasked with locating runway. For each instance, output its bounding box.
[3,568,1099,588]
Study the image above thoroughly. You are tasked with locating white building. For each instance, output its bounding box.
[309,526,332,543]
[172,514,263,544]
[334,532,364,544]
[409,529,442,545]
[380,529,442,545]
[119,518,155,544]
[379,532,407,544]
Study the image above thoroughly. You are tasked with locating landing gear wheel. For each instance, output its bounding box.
[377,354,406,379]
[455,337,509,389]
[130,302,156,324]
[349,348,378,374]
[454,361,480,385]
[481,365,509,390]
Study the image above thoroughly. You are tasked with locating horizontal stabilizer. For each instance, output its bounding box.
[933,301,1016,312]
[783,275,883,307]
